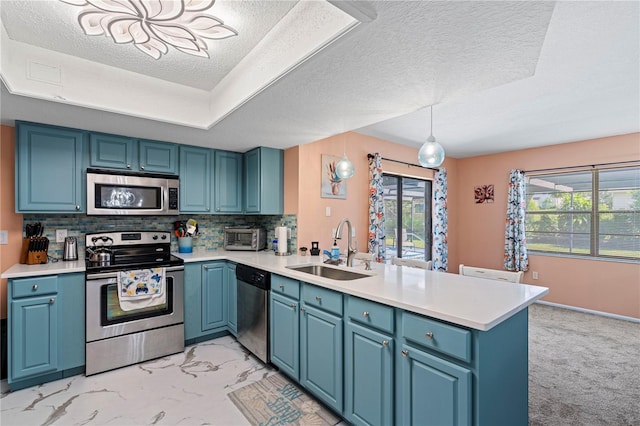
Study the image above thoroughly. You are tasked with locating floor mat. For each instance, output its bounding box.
[228,373,341,425]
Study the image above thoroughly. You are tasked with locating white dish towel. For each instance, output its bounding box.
[117,268,166,311]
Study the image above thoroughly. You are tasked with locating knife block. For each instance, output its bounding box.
[20,237,49,265]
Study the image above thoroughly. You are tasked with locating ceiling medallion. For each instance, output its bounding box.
[60,0,238,60]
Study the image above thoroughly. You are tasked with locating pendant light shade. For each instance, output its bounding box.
[335,155,355,179]
[335,134,355,179]
[418,106,445,167]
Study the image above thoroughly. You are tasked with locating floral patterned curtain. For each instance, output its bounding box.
[432,168,448,271]
[504,169,529,271]
[368,153,385,262]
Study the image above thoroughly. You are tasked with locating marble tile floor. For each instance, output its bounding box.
[0,336,293,426]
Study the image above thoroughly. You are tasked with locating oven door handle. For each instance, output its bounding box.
[87,265,185,280]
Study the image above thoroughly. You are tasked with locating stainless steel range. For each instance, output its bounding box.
[84,231,185,376]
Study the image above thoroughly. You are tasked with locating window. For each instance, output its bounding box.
[525,166,640,260]
[382,174,432,262]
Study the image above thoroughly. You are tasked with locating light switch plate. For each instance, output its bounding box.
[0,230,8,245]
[56,229,68,243]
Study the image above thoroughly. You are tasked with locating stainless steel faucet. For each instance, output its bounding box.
[334,218,357,267]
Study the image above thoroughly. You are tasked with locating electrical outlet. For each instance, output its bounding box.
[56,229,68,243]
[0,230,8,245]
[325,206,331,217]
[532,271,539,280]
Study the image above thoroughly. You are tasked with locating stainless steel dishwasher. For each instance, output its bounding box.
[236,264,271,363]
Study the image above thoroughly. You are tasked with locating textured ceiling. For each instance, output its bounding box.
[1,1,638,158]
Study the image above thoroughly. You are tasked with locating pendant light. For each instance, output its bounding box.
[335,135,355,179]
[418,105,445,167]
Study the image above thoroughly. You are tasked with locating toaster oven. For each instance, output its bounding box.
[224,227,267,251]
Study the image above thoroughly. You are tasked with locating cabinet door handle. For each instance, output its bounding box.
[49,298,55,304]
[140,165,145,170]
[203,266,209,270]
[401,349,408,357]
[362,311,370,318]
[381,340,389,347]
[290,303,297,311]
[315,296,322,302]
[425,332,434,340]
[300,307,306,313]
[279,285,285,290]
[32,284,38,290]
[126,164,131,169]
[75,205,80,210]
[206,207,210,211]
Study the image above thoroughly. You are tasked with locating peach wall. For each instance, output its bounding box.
[1,125,22,319]
[292,132,459,269]
[456,133,640,318]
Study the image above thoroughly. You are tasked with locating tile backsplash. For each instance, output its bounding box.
[22,214,297,260]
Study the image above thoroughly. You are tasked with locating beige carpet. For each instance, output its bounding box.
[228,373,341,426]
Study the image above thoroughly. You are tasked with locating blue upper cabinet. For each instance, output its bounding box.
[16,121,87,213]
[244,147,283,214]
[90,133,177,174]
[90,133,136,170]
[179,145,212,213]
[138,139,178,174]
[214,150,243,213]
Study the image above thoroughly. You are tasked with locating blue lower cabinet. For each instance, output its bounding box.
[399,343,472,426]
[183,263,204,340]
[227,263,238,335]
[270,292,300,380]
[10,294,59,380]
[202,263,228,331]
[300,303,343,413]
[344,322,394,426]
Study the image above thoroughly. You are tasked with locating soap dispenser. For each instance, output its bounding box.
[331,240,340,259]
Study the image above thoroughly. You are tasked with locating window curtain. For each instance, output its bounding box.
[504,169,529,271]
[368,153,385,262]
[432,168,448,271]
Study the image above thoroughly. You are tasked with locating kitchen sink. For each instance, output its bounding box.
[286,264,371,281]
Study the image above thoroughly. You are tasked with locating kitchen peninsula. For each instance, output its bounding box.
[3,250,548,426]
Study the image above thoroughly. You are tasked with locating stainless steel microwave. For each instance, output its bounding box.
[224,227,267,251]
[87,168,179,215]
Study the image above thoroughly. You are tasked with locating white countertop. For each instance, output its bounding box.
[2,249,549,331]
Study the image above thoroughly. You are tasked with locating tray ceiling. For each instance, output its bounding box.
[1,1,638,157]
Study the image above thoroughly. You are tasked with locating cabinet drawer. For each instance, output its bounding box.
[272,275,300,299]
[12,276,58,298]
[346,296,394,334]
[402,312,471,362]
[302,283,342,315]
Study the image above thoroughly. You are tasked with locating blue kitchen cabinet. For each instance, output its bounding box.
[183,263,204,341]
[214,150,243,213]
[270,275,301,380]
[138,139,178,174]
[184,261,232,343]
[91,133,177,174]
[227,262,238,335]
[202,262,228,332]
[90,132,136,170]
[15,121,86,213]
[344,296,395,426]
[7,272,85,390]
[399,344,472,426]
[179,146,212,213]
[300,283,343,413]
[244,147,283,214]
[57,273,86,372]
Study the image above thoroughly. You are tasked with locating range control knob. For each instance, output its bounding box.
[161,234,167,240]
[153,235,158,240]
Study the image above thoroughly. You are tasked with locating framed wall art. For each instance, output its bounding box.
[474,184,494,204]
[321,154,347,199]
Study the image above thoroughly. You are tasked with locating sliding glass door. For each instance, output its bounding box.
[382,174,432,262]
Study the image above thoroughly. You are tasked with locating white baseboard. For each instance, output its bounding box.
[535,300,640,323]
